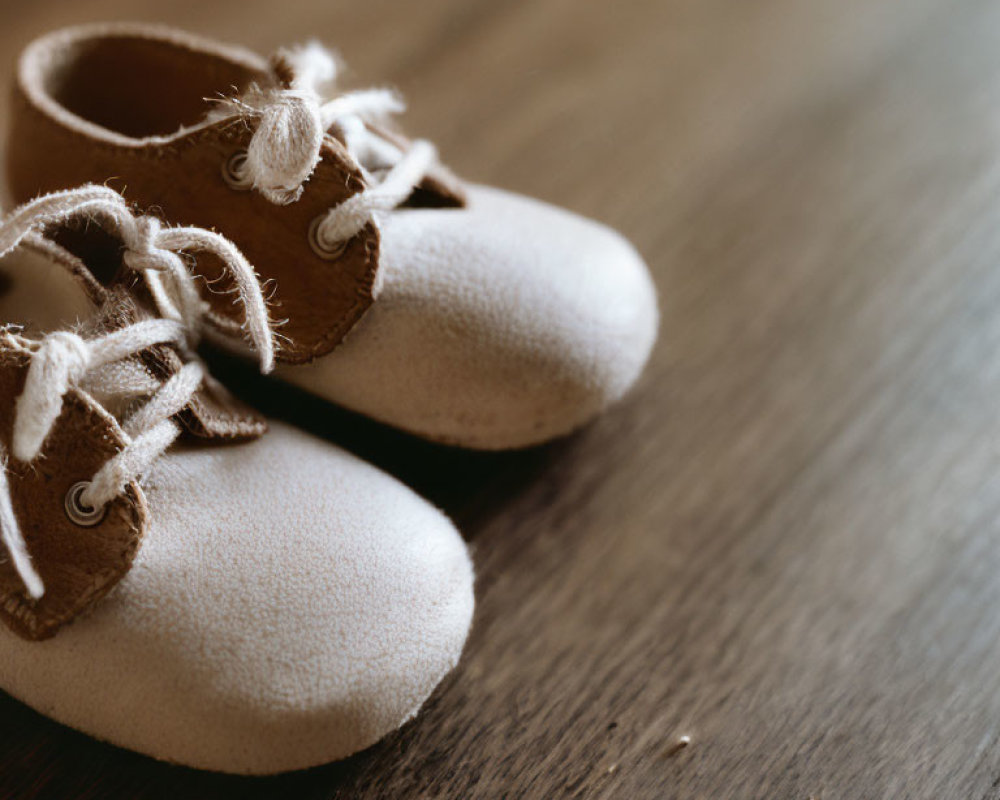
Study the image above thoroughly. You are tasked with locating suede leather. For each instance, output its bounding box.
[0,421,474,773]
[0,331,147,641]
[285,185,660,448]
[0,242,475,773]
[7,25,382,364]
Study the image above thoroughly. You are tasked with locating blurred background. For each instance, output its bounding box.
[5,1,1000,798]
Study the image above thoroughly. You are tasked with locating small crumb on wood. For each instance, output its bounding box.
[662,734,691,758]
[607,763,619,775]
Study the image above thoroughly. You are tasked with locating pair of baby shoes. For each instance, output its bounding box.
[0,23,658,774]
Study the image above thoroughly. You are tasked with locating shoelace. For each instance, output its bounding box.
[0,185,276,599]
[0,185,275,372]
[214,42,437,250]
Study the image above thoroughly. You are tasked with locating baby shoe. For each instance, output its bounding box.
[7,23,659,449]
[0,185,474,774]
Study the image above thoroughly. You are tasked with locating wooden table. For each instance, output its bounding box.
[4,0,1000,797]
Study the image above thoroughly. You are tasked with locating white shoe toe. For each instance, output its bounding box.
[0,422,474,774]
[285,185,659,449]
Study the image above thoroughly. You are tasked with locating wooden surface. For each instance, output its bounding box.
[5,0,1000,797]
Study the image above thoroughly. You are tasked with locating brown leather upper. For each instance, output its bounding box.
[7,93,380,365]
[0,331,147,641]
[7,26,466,365]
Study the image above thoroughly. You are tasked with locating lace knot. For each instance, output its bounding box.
[243,86,324,205]
[122,216,171,274]
[217,41,434,237]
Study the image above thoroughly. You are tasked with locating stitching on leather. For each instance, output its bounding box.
[0,344,145,639]
[4,396,146,639]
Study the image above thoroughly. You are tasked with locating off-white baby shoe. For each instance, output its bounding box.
[8,23,659,449]
[0,186,474,774]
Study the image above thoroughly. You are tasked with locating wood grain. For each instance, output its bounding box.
[4,0,1000,797]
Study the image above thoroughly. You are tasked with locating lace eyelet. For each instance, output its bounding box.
[64,482,106,527]
[221,150,252,191]
[308,216,348,260]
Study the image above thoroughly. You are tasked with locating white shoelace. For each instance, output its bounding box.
[0,185,275,372]
[0,185,276,599]
[214,42,437,249]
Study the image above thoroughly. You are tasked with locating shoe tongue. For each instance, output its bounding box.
[268,51,300,90]
[202,49,296,121]
[88,285,267,442]
[86,284,142,334]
